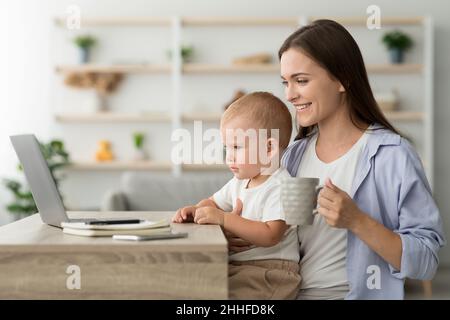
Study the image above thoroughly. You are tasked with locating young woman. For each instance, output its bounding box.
[227,19,445,299]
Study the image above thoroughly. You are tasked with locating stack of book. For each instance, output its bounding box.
[61,219,171,237]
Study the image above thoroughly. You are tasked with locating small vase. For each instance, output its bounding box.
[389,48,404,64]
[79,47,90,64]
[133,149,147,161]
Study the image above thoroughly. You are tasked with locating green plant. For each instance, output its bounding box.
[382,30,413,50]
[166,45,194,62]
[73,35,96,49]
[2,139,70,216]
[133,132,145,149]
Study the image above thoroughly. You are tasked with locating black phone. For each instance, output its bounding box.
[85,219,142,225]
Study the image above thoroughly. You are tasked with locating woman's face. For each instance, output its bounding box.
[280,48,346,127]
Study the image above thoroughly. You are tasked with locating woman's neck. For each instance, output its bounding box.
[315,104,369,162]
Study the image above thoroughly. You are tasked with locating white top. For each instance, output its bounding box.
[213,167,300,263]
[296,131,368,299]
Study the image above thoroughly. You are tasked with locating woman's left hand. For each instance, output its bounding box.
[317,178,363,230]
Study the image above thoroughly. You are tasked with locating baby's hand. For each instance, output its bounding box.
[194,207,224,226]
[172,205,197,223]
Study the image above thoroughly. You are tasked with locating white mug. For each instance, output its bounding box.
[280,177,322,226]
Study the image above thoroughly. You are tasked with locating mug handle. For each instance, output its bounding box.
[312,185,323,215]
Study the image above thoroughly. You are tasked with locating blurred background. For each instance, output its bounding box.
[0,0,449,299]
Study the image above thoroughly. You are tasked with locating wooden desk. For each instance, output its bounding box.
[0,211,228,299]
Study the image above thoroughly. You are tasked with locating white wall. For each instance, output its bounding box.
[1,0,450,265]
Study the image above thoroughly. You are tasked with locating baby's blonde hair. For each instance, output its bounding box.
[221,92,293,150]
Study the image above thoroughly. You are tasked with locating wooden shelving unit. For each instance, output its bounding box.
[53,15,434,187]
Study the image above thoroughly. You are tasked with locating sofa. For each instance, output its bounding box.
[101,171,232,211]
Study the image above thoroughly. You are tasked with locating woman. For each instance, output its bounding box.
[228,19,445,299]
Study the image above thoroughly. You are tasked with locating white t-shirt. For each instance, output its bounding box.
[213,167,300,263]
[297,131,368,299]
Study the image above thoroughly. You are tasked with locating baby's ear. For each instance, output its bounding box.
[267,138,280,156]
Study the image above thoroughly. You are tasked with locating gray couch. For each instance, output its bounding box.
[101,171,232,211]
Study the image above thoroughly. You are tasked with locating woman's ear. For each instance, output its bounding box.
[338,82,346,93]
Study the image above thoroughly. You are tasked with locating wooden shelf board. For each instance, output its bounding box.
[383,111,424,121]
[182,17,298,26]
[54,17,171,27]
[367,64,423,73]
[55,113,172,123]
[55,64,171,74]
[308,16,424,26]
[183,63,279,73]
[65,162,229,171]
[66,161,173,171]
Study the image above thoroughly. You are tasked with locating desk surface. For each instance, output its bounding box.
[0,211,227,252]
[0,211,228,299]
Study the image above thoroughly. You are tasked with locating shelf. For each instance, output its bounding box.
[55,63,422,75]
[55,112,172,123]
[183,63,279,73]
[182,113,222,122]
[55,112,222,123]
[54,17,171,27]
[383,111,424,121]
[55,64,171,74]
[367,64,423,74]
[65,161,228,171]
[308,16,424,26]
[182,17,298,26]
[66,161,172,171]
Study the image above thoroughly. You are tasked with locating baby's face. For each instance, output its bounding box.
[221,118,272,180]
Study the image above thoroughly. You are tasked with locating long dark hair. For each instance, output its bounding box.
[279,19,399,140]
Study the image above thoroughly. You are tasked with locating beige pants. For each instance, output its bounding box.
[228,259,301,300]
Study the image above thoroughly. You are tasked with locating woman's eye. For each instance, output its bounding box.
[297,79,308,84]
[281,80,288,87]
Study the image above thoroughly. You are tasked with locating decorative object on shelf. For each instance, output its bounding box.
[73,35,97,64]
[132,132,148,161]
[224,89,246,111]
[232,52,272,65]
[382,30,413,64]
[95,140,114,162]
[64,72,123,112]
[166,45,194,63]
[2,139,70,219]
[374,89,399,111]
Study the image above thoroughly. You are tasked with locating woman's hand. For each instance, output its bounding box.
[317,178,364,231]
[225,230,254,252]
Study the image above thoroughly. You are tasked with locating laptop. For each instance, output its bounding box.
[10,134,139,228]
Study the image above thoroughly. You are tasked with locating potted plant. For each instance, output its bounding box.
[74,35,97,64]
[382,30,413,64]
[2,139,70,220]
[166,45,194,63]
[132,132,147,161]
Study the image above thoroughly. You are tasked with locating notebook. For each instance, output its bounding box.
[61,219,171,237]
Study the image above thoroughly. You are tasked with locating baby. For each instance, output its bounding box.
[172,92,301,300]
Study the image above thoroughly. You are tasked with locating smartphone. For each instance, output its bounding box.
[112,232,188,241]
[86,219,142,225]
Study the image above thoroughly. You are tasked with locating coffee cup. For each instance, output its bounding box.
[280,177,322,226]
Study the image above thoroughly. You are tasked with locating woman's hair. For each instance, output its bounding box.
[278,19,399,140]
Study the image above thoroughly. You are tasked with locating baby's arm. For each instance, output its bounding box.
[194,204,288,247]
[172,197,218,223]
